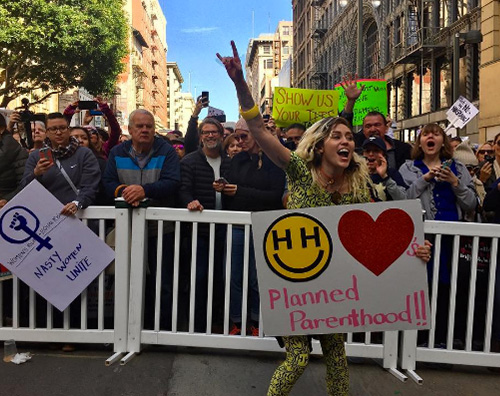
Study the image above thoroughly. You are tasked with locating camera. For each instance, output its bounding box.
[485,155,495,164]
[19,98,46,123]
[78,100,98,110]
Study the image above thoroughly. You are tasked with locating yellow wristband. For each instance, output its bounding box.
[239,105,260,121]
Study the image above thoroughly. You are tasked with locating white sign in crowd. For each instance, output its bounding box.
[446,96,479,130]
[252,200,430,336]
[0,180,114,311]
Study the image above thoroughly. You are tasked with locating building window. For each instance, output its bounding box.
[438,58,452,109]
[263,45,271,54]
[264,59,273,69]
[283,46,289,55]
[283,26,290,36]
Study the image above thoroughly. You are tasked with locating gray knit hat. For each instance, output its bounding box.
[454,141,478,166]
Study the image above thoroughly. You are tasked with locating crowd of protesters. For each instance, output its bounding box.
[1,64,500,392]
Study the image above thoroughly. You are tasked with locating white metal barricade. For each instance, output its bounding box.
[0,206,131,364]
[400,220,500,383]
[124,207,402,379]
[3,206,499,377]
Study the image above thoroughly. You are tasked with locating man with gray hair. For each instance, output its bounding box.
[103,109,180,329]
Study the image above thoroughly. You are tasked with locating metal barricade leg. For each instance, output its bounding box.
[123,208,148,363]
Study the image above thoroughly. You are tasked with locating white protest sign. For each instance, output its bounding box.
[251,200,430,336]
[446,96,479,129]
[0,180,115,311]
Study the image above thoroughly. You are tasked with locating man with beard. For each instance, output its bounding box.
[178,117,230,332]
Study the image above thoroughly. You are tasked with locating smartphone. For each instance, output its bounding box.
[78,100,98,110]
[441,159,453,170]
[39,147,54,164]
[201,91,209,108]
[215,177,228,185]
[89,109,103,116]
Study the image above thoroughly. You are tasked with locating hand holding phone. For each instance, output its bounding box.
[201,91,209,108]
[215,177,228,185]
[441,159,453,170]
[39,147,54,165]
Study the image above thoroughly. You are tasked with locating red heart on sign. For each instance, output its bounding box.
[338,209,414,276]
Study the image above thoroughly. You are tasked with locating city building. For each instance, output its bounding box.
[177,92,196,133]
[116,0,168,131]
[166,62,184,131]
[246,21,293,114]
[479,0,500,141]
[292,1,488,142]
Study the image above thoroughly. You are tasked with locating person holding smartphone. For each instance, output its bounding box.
[20,112,101,216]
[399,123,477,348]
[63,97,122,159]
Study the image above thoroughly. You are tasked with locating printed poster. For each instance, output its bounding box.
[0,180,115,311]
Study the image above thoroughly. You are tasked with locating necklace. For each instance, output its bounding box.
[319,167,335,186]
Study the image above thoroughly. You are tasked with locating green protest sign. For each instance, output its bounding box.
[272,87,339,128]
[334,79,388,126]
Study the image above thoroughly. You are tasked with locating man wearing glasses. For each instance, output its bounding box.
[21,112,100,216]
[178,117,230,332]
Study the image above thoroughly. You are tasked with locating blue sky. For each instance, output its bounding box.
[158,0,293,124]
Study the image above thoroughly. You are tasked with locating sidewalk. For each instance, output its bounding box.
[1,343,500,395]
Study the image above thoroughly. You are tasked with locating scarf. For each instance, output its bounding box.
[43,136,79,160]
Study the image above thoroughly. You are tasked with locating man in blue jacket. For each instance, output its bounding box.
[103,109,180,330]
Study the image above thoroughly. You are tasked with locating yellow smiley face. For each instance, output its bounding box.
[263,213,333,282]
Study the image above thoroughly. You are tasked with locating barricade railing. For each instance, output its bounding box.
[124,207,402,379]
[3,207,499,378]
[400,220,500,383]
[0,206,131,365]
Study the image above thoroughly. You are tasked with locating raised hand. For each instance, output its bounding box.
[216,41,244,83]
[340,73,365,102]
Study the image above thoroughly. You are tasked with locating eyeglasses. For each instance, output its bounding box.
[46,126,68,133]
[234,134,249,141]
[478,150,494,155]
[200,130,220,136]
[173,144,184,150]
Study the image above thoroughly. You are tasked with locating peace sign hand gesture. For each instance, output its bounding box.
[216,41,244,84]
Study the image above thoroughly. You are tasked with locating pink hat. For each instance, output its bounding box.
[235,118,250,133]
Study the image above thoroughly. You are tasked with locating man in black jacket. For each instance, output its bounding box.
[178,117,229,332]
[354,111,412,170]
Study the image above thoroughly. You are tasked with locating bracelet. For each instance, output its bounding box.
[239,105,260,121]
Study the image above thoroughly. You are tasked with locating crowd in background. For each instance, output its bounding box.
[1,89,500,356]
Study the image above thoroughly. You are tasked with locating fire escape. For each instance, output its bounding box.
[310,0,328,90]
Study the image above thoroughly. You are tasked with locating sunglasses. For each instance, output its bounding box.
[173,144,184,150]
[478,150,494,155]
[234,134,249,141]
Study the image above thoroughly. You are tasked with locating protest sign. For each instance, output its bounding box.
[334,79,388,126]
[446,96,479,130]
[272,87,339,127]
[0,180,115,311]
[251,200,430,336]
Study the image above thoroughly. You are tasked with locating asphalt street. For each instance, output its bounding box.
[1,342,500,396]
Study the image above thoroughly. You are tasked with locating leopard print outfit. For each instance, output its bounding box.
[267,152,371,396]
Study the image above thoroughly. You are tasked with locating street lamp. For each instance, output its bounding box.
[452,30,482,102]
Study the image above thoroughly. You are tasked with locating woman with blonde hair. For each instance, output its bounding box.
[217,41,431,396]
